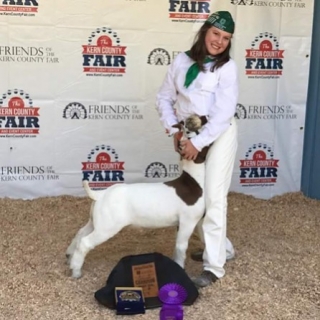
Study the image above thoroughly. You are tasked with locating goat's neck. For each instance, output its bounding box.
[180,158,205,188]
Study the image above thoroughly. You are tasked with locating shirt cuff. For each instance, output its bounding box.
[190,135,204,151]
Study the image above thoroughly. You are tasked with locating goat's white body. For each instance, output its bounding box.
[93,182,204,227]
[67,159,206,278]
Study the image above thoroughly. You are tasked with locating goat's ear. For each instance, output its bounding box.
[199,116,208,126]
[172,121,184,131]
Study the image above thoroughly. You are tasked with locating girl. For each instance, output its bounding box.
[156,11,238,288]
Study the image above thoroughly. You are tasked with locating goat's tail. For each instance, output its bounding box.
[83,180,99,201]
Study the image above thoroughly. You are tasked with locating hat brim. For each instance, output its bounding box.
[94,252,199,309]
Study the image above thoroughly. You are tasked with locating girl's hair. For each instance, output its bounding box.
[189,23,232,72]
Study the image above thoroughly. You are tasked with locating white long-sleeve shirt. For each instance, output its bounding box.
[156,52,238,151]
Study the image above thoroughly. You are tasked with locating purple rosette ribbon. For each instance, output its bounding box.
[158,283,188,320]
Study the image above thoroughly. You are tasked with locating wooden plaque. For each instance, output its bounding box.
[132,262,159,298]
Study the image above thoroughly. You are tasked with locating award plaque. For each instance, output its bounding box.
[132,262,159,298]
[158,283,188,320]
[115,287,145,315]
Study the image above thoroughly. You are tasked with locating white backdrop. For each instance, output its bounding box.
[0,0,314,199]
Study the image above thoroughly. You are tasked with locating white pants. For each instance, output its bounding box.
[195,117,238,278]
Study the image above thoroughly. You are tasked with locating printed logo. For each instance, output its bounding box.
[145,162,180,178]
[231,0,254,6]
[63,102,87,120]
[235,103,247,120]
[63,103,143,121]
[245,32,284,79]
[0,46,59,64]
[147,48,171,66]
[235,103,298,120]
[82,27,127,77]
[0,165,59,182]
[240,143,279,187]
[169,0,210,23]
[231,0,253,5]
[82,145,125,189]
[231,0,306,8]
[206,13,230,31]
[147,50,183,66]
[0,0,39,17]
[0,89,40,138]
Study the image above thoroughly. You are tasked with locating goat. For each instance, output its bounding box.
[66,115,209,278]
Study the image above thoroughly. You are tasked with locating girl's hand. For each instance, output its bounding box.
[180,139,198,160]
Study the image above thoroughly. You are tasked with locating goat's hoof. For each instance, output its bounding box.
[71,270,82,279]
[65,254,72,266]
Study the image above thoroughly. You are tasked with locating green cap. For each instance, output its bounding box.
[206,11,235,34]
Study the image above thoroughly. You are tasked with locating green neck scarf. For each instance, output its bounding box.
[184,51,215,88]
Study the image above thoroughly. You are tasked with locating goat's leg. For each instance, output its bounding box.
[66,202,95,262]
[69,226,122,278]
[65,219,94,264]
[173,220,197,269]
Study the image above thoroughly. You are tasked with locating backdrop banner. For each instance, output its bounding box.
[0,0,314,199]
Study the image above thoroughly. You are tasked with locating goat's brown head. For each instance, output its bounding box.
[172,115,210,164]
[185,115,208,133]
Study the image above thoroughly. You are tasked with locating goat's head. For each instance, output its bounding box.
[172,115,210,164]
